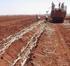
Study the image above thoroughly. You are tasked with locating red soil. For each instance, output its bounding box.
[25,23,70,66]
[0,15,37,41]
[0,15,70,66]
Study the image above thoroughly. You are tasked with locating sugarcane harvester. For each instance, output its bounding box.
[50,2,67,23]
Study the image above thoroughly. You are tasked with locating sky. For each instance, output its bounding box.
[0,0,70,15]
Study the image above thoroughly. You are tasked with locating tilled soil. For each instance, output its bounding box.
[24,23,70,66]
[0,15,37,41]
[0,20,45,66]
[0,19,70,66]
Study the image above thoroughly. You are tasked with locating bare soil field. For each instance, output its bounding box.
[24,22,70,66]
[0,20,45,66]
[0,15,37,41]
[0,16,70,66]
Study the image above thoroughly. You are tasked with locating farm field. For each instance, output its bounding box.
[0,15,38,41]
[0,15,70,66]
[25,22,70,66]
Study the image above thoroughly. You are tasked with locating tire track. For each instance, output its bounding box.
[49,24,70,66]
[55,25,70,60]
[24,23,70,66]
